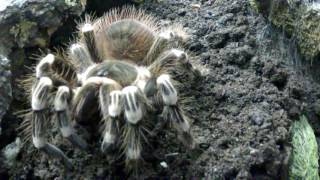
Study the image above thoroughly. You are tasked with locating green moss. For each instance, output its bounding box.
[10,49,25,70]
[268,1,295,35]
[295,9,320,60]
[9,21,37,47]
[289,115,319,180]
[249,0,260,13]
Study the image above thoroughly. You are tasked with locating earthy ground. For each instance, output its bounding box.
[1,0,320,179]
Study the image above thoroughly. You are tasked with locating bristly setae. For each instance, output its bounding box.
[19,6,198,173]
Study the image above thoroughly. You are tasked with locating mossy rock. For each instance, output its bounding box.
[250,0,320,60]
[289,115,319,180]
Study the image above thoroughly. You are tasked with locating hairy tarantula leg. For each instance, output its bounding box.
[72,78,101,121]
[31,77,73,169]
[156,74,195,149]
[34,53,78,86]
[81,23,102,63]
[98,79,122,152]
[146,49,189,108]
[54,86,88,150]
[143,35,169,65]
[159,26,188,43]
[122,86,146,168]
[100,116,120,153]
[69,43,93,74]
[148,49,192,76]
[35,54,55,78]
[143,27,188,65]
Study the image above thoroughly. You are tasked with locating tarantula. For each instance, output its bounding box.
[20,6,197,170]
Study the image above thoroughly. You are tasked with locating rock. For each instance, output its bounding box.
[178,9,187,16]
[0,55,12,131]
[216,13,234,25]
[288,106,300,119]
[160,161,168,168]
[2,137,22,167]
[0,0,85,55]
[236,169,252,179]
[288,86,302,99]
[313,100,320,116]
[217,136,234,149]
[252,0,320,60]
[270,70,288,89]
[0,0,85,157]
[249,108,268,126]
[221,45,254,66]
[206,31,228,48]
[188,41,205,53]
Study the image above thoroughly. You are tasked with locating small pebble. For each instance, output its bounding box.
[160,161,168,168]
[191,4,201,9]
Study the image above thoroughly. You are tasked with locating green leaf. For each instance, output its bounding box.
[289,115,319,180]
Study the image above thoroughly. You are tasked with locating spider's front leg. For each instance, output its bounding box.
[31,77,73,169]
[73,76,123,153]
[156,74,195,149]
[97,78,122,152]
[31,53,88,169]
[54,86,88,150]
[122,86,150,169]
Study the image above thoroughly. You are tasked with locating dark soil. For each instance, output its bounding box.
[3,0,320,179]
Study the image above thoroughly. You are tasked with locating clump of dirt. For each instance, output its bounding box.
[4,0,320,179]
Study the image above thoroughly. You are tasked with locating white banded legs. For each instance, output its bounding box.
[99,83,150,167]
[31,77,52,148]
[122,86,144,125]
[122,86,147,166]
[55,86,88,150]
[156,74,178,105]
[31,77,73,169]
[156,74,194,149]
[99,80,122,152]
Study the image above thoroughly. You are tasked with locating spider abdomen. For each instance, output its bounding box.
[95,19,156,63]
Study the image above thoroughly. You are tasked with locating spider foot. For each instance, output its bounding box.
[159,26,188,43]
[162,106,194,149]
[41,143,73,170]
[101,117,119,153]
[123,124,143,171]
